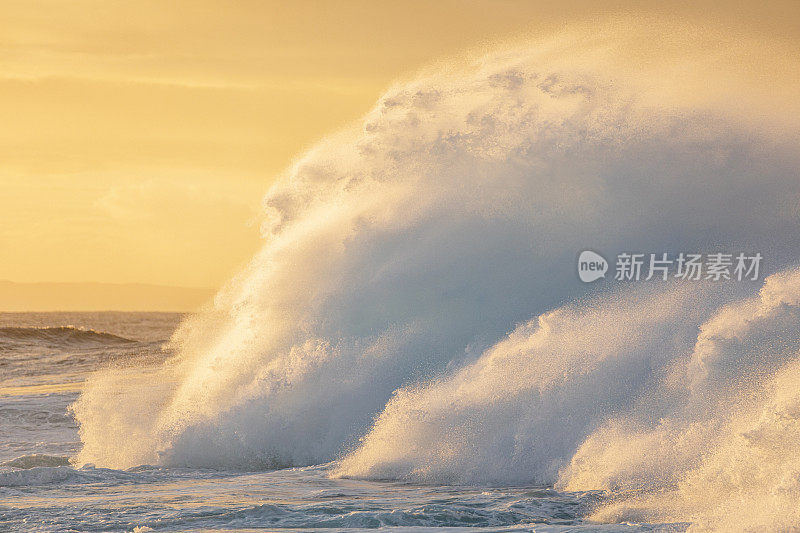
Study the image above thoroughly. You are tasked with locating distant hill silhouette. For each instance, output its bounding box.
[0,280,214,311]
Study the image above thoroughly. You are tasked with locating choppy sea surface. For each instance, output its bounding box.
[0,312,681,532]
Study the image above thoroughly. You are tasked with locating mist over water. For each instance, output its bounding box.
[71,22,800,531]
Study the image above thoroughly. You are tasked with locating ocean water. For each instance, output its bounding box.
[0,312,675,532]
[4,21,800,533]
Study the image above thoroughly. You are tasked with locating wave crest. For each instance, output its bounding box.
[0,326,135,347]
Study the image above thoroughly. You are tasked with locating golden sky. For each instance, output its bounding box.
[1,1,798,301]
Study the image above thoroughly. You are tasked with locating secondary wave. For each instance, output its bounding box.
[0,326,136,347]
[336,268,800,531]
[72,19,800,532]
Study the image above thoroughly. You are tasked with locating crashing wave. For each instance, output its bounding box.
[71,19,800,532]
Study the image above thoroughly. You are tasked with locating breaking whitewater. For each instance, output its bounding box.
[4,21,800,532]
